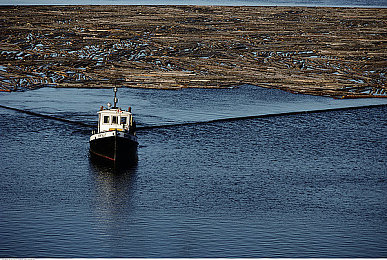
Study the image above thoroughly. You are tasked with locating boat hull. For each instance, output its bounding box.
[90,131,138,164]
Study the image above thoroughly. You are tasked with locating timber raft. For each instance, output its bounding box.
[0,5,386,98]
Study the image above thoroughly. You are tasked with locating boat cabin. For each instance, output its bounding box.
[97,107,134,133]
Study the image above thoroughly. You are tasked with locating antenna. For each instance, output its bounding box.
[113,87,118,108]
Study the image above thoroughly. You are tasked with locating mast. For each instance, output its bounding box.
[113,87,118,108]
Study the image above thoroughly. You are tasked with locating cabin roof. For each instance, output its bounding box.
[98,108,132,116]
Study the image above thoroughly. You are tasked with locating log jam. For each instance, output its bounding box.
[0,5,386,98]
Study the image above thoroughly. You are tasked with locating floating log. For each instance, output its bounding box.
[0,5,386,97]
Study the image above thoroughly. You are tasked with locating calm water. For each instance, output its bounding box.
[0,86,386,257]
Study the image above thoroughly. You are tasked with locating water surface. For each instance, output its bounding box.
[0,86,386,257]
[0,85,386,127]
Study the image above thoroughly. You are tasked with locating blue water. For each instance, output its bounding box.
[2,0,387,7]
[0,85,387,127]
[0,86,386,257]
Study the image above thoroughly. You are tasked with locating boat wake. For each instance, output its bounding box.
[1,103,386,132]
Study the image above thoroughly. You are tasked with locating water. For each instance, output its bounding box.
[0,86,386,257]
[0,85,387,127]
[3,0,387,7]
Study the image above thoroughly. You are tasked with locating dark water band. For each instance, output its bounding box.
[1,103,386,131]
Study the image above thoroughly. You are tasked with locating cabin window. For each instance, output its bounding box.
[121,116,127,125]
[103,116,110,124]
[112,116,118,124]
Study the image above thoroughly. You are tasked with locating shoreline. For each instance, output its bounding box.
[0,5,386,98]
[2,5,387,7]
[2,2,387,8]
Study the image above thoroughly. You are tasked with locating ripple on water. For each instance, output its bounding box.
[0,87,386,257]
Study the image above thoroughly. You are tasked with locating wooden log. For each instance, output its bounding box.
[0,5,386,97]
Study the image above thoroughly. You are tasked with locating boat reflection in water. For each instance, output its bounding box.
[89,87,138,166]
[89,153,138,225]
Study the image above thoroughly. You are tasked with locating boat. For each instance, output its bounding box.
[89,87,138,164]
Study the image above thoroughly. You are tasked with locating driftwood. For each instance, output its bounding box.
[0,5,386,98]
